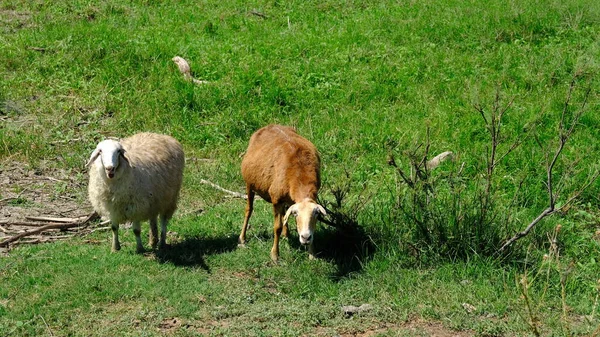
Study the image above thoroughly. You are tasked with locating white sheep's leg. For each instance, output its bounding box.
[111,222,121,252]
[149,216,158,250]
[238,187,255,247]
[158,214,169,249]
[132,221,144,253]
[270,204,285,263]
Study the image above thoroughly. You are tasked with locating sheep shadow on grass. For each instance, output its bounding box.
[154,235,239,273]
[318,223,376,280]
[286,218,376,280]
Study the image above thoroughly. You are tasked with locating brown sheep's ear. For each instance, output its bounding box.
[315,204,327,216]
[86,148,101,167]
[283,204,299,226]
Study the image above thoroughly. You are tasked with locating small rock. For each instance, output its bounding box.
[342,304,373,316]
[462,302,477,314]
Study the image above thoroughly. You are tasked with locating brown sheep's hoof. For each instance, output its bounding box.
[270,252,279,263]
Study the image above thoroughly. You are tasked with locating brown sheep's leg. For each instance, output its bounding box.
[149,216,158,250]
[270,203,285,262]
[238,187,255,247]
[132,221,144,253]
[111,222,121,252]
[281,213,289,238]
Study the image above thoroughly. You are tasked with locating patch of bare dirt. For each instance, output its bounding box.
[158,317,183,334]
[0,9,33,32]
[309,318,474,337]
[0,162,95,252]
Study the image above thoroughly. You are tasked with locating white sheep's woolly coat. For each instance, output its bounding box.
[88,133,185,225]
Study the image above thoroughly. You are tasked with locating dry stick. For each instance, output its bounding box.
[40,315,55,337]
[81,226,111,235]
[0,222,85,247]
[25,215,89,223]
[250,10,268,19]
[0,212,98,247]
[199,179,250,199]
[4,221,77,227]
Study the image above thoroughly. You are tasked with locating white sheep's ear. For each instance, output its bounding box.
[86,148,101,167]
[283,204,299,226]
[119,149,128,164]
[314,204,327,217]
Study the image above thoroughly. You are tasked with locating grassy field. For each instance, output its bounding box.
[1,0,600,335]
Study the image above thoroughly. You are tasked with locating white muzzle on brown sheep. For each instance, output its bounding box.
[283,199,327,246]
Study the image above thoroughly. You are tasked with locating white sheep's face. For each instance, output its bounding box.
[88,139,125,180]
[284,200,327,246]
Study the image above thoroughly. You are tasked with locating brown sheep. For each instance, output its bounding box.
[239,124,326,262]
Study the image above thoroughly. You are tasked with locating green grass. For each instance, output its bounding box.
[2,0,600,335]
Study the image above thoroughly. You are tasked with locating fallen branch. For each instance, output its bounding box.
[0,223,84,247]
[25,215,90,223]
[28,47,46,52]
[81,226,111,236]
[40,315,55,337]
[250,10,268,19]
[4,221,75,227]
[200,179,252,199]
[0,212,99,248]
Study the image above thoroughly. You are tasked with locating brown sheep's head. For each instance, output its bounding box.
[283,199,326,246]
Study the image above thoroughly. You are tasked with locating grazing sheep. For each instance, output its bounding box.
[87,132,185,253]
[239,124,326,262]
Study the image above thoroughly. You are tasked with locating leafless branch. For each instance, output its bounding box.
[498,79,596,252]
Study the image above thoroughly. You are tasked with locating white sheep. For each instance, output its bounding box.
[239,124,326,262]
[87,132,185,253]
